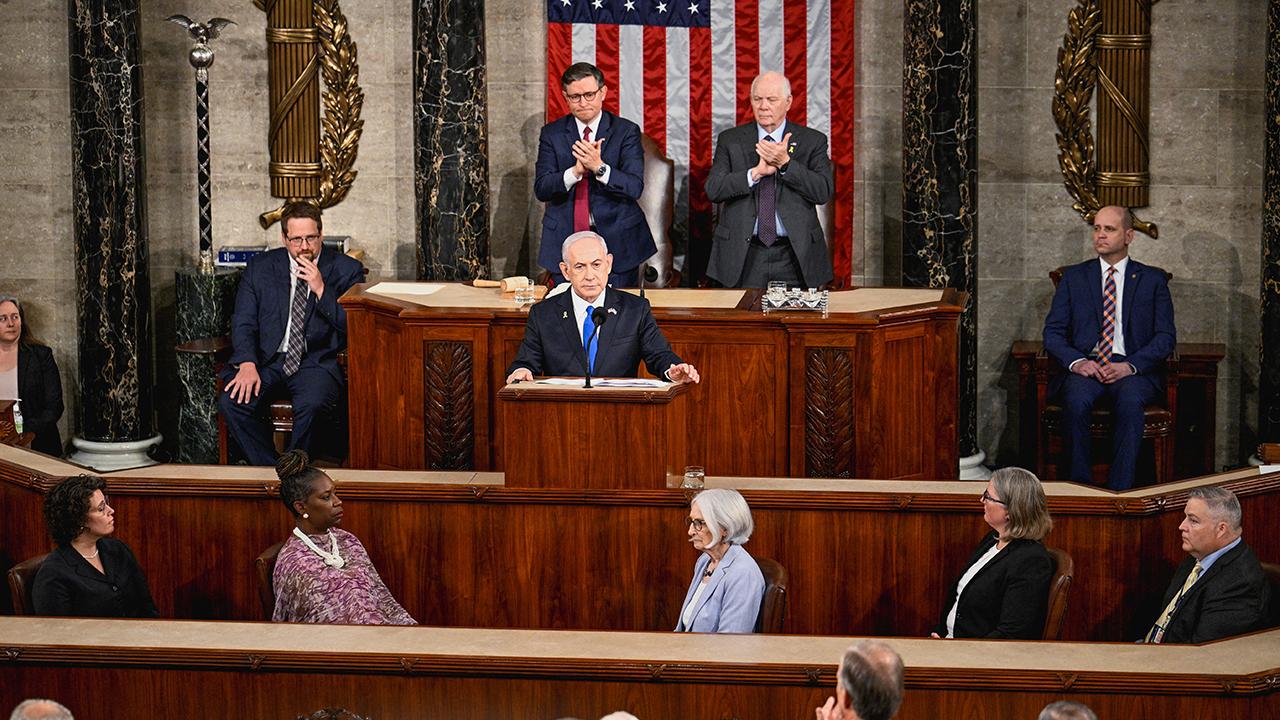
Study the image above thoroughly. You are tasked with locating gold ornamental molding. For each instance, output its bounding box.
[1052,0,1160,238]
[254,0,364,229]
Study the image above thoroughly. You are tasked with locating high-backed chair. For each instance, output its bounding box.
[1035,266,1177,487]
[255,541,285,619]
[7,553,49,616]
[1262,562,1280,629]
[754,556,789,634]
[817,201,834,271]
[1043,546,1075,640]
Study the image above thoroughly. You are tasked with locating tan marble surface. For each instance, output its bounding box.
[618,288,747,308]
[0,444,89,477]
[1,617,1275,676]
[105,461,495,486]
[826,288,945,314]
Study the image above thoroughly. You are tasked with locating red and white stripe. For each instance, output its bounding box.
[547,0,856,284]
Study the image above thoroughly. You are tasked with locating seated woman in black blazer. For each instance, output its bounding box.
[0,295,64,456]
[932,467,1054,640]
[31,475,158,617]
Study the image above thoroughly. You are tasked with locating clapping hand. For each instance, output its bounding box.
[755,132,793,168]
[572,137,606,175]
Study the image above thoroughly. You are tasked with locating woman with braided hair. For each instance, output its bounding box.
[270,450,415,625]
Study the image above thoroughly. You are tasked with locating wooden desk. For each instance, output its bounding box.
[340,284,964,480]
[0,617,1274,720]
[2,446,1277,641]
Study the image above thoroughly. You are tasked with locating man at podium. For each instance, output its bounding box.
[505,231,699,384]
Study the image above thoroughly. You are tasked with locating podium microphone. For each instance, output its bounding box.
[638,264,659,299]
[583,306,608,389]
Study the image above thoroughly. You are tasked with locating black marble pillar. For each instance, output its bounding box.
[414,0,491,281]
[1260,0,1280,449]
[69,0,155,443]
[175,268,240,463]
[901,0,980,464]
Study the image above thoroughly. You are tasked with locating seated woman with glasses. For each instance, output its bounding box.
[270,450,416,625]
[931,467,1055,639]
[32,475,159,617]
[675,488,765,633]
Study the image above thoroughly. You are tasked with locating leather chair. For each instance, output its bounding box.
[7,553,49,616]
[530,133,676,288]
[255,541,285,619]
[754,556,789,633]
[1262,562,1280,629]
[1036,266,1176,487]
[1042,546,1074,640]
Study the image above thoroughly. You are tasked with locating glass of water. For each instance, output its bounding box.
[766,280,787,306]
[681,465,705,489]
[514,286,536,306]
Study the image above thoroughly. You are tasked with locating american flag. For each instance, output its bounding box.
[546,0,856,285]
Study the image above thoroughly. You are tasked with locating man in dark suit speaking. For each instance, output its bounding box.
[219,202,364,465]
[534,62,655,288]
[505,231,699,385]
[1142,486,1268,644]
[1042,205,1176,490]
[705,71,834,289]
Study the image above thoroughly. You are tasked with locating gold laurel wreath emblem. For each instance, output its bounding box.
[1052,0,1102,224]
[259,0,364,228]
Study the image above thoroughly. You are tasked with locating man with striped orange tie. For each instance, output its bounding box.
[1042,206,1176,490]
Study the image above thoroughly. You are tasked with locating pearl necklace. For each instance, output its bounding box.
[293,527,345,569]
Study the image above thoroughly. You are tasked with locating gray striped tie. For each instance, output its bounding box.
[282,278,308,376]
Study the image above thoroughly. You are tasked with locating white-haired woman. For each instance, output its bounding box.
[675,488,765,633]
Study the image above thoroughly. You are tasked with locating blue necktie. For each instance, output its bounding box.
[582,310,598,373]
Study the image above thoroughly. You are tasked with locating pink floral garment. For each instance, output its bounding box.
[271,528,416,625]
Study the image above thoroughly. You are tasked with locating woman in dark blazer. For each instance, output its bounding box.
[0,295,64,456]
[932,467,1054,640]
[31,475,159,618]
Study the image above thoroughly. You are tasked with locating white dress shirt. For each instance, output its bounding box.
[277,247,321,354]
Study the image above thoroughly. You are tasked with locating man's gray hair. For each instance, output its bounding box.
[691,488,754,547]
[10,699,74,720]
[1188,485,1243,532]
[561,231,609,263]
[750,71,792,98]
[1038,700,1097,720]
[837,639,905,720]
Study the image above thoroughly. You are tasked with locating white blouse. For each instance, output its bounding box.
[680,579,710,629]
[945,542,1002,638]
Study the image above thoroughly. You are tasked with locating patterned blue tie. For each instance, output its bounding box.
[582,310,598,373]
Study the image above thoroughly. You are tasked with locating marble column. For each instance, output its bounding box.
[67,0,159,469]
[1260,0,1280,453]
[902,0,982,478]
[414,0,491,281]
[175,268,240,464]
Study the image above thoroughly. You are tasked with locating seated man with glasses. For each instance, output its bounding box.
[534,62,655,288]
[218,201,364,465]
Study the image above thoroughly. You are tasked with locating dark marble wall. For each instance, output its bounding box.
[414,0,491,281]
[174,268,240,463]
[902,0,979,460]
[1261,0,1280,448]
[69,0,155,443]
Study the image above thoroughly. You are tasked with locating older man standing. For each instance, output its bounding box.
[706,71,834,289]
[1143,486,1269,644]
[814,639,905,720]
[506,231,698,384]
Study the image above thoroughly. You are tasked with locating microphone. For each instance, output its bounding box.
[583,306,608,389]
[638,264,659,299]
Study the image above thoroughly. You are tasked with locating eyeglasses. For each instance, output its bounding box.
[685,517,707,531]
[981,490,1007,506]
[563,87,603,104]
[91,494,111,513]
[285,235,323,246]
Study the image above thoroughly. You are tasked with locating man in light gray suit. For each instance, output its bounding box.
[705,71,834,288]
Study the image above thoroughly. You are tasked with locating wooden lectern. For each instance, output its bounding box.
[497,380,691,489]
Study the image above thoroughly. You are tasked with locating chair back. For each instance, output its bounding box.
[637,133,676,287]
[1043,546,1074,640]
[1262,562,1280,628]
[1050,265,1172,289]
[817,201,834,265]
[7,553,49,616]
[256,541,286,619]
[754,557,789,633]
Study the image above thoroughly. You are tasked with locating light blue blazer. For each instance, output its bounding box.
[674,543,765,633]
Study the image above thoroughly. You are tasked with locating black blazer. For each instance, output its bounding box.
[16,342,64,456]
[934,532,1053,639]
[1152,540,1269,644]
[506,288,682,379]
[31,538,159,618]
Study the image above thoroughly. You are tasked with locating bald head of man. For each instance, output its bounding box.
[10,700,74,720]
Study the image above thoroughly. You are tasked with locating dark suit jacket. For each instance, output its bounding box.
[534,111,656,274]
[1153,540,1269,644]
[31,538,159,618]
[506,289,682,379]
[933,532,1053,640]
[704,120,834,288]
[16,342,63,456]
[1042,257,1176,391]
[228,247,364,383]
